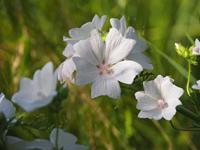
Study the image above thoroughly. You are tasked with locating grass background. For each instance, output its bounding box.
[0,0,200,149]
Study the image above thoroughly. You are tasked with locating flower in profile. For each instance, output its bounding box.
[73,28,142,99]
[49,128,87,150]
[110,16,153,70]
[6,128,87,150]
[64,15,107,44]
[58,58,76,83]
[0,93,15,120]
[12,62,57,112]
[58,15,106,83]
[6,136,53,150]
[192,39,200,55]
[135,75,183,120]
[192,80,200,90]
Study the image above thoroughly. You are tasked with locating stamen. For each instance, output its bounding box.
[157,99,168,109]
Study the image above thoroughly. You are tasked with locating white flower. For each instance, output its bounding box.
[12,62,57,112]
[58,58,76,83]
[0,93,15,120]
[6,128,87,150]
[49,128,87,150]
[73,28,143,99]
[110,16,153,70]
[192,80,200,90]
[192,39,200,55]
[58,15,107,83]
[135,75,184,120]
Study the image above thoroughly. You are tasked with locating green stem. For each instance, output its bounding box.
[170,121,200,132]
[186,61,191,96]
[176,106,200,123]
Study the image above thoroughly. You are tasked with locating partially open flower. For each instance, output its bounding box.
[49,128,87,150]
[58,58,76,83]
[63,15,107,44]
[135,75,184,120]
[0,93,15,120]
[192,39,200,55]
[192,80,200,90]
[12,62,57,112]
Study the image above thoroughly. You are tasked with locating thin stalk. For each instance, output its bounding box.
[186,61,191,96]
[170,121,200,132]
[176,106,200,123]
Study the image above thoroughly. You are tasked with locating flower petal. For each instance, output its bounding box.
[161,79,184,100]
[162,106,177,120]
[74,35,101,65]
[65,144,88,150]
[12,91,54,112]
[92,15,107,30]
[138,109,162,120]
[58,58,76,83]
[162,97,182,120]
[125,27,147,53]
[110,16,126,36]
[192,80,200,90]
[63,36,77,45]
[8,139,53,150]
[33,62,57,97]
[69,22,94,40]
[192,39,200,55]
[143,81,162,100]
[91,76,120,99]
[89,30,105,63]
[111,60,142,84]
[127,53,153,70]
[63,43,75,58]
[50,128,77,149]
[110,18,121,31]
[73,57,98,85]
[119,16,126,36]
[105,28,135,64]
[6,136,22,146]
[0,94,15,120]
[135,91,157,111]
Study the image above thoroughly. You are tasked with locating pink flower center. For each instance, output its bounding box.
[157,99,168,109]
[97,63,113,75]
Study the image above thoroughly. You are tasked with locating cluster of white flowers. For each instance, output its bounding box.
[2,15,200,150]
[58,15,152,99]
[0,63,87,150]
[58,15,106,83]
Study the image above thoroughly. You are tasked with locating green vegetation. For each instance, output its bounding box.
[0,0,200,149]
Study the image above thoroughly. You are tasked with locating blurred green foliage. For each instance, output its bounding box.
[0,0,200,149]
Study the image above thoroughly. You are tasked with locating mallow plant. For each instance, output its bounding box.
[1,15,200,149]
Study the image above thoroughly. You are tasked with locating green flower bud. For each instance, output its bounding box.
[175,43,197,65]
[175,43,189,58]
